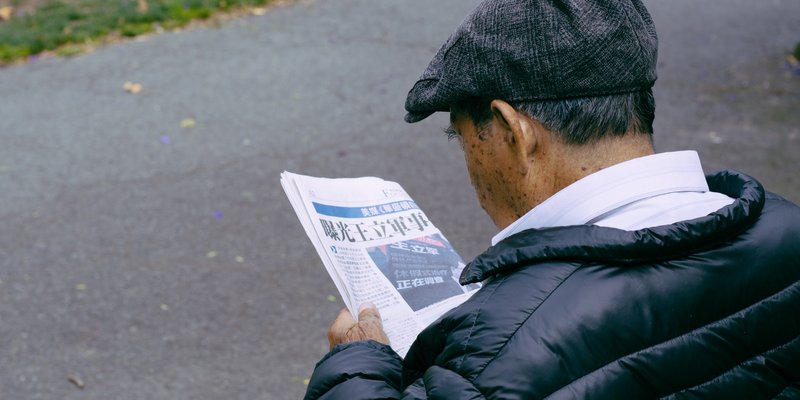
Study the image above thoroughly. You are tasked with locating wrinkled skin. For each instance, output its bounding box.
[327,302,390,349]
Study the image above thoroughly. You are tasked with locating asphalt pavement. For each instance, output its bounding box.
[0,0,798,399]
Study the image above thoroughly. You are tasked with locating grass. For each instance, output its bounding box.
[0,0,272,63]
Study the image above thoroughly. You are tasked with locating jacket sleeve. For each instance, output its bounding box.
[304,340,404,400]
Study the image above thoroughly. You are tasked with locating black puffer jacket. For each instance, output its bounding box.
[305,171,800,399]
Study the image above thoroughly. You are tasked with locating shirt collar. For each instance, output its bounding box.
[491,151,710,246]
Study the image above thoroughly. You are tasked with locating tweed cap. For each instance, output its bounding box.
[404,0,658,123]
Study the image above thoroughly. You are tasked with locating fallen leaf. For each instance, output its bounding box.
[787,54,800,75]
[241,191,256,202]
[327,295,337,302]
[137,0,148,13]
[290,376,311,385]
[252,7,266,16]
[708,131,723,144]
[180,118,196,129]
[75,283,87,291]
[235,256,245,263]
[242,138,251,146]
[206,251,218,259]
[123,81,143,94]
[67,375,85,389]
[0,7,13,22]
[160,304,169,311]
[0,165,10,173]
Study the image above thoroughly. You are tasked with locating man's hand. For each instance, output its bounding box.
[328,302,390,349]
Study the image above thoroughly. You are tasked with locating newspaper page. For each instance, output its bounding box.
[280,171,480,357]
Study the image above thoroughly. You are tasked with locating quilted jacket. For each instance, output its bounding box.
[304,171,800,399]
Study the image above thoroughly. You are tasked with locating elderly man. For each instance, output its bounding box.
[304,0,800,398]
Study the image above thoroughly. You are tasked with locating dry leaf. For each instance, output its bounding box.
[235,256,245,263]
[290,376,311,385]
[206,251,218,259]
[0,7,13,22]
[252,7,266,16]
[241,191,256,202]
[75,283,87,291]
[67,375,85,389]
[137,0,149,13]
[180,118,196,129]
[123,81,143,94]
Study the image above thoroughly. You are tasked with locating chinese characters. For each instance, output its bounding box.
[320,211,431,243]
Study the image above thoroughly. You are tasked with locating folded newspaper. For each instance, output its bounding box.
[281,171,480,357]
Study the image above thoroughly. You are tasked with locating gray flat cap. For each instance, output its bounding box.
[405,0,658,123]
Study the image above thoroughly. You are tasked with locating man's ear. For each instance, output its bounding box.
[490,99,536,175]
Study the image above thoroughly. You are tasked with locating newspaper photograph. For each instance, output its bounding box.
[280,171,480,357]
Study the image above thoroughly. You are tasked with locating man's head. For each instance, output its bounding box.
[405,0,659,228]
[447,92,656,228]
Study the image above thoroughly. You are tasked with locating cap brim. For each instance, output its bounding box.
[404,110,436,123]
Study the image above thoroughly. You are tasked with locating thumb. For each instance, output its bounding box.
[357,301,381,322]
[356,301,390,346]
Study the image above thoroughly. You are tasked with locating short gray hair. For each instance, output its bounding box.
[453,89,655,145]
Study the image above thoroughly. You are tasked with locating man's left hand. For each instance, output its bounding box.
[328,302,390,349]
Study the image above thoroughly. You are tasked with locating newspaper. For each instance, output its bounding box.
[280,171,480,357]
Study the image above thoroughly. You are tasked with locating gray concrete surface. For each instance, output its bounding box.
[0,0,798,399]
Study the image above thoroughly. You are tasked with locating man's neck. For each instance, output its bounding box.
[553,133,655,191]
[496,131,655,230]
[511,132,656,221]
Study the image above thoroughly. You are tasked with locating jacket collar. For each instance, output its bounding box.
[460,170,765,285]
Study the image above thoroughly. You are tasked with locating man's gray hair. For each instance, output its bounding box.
[455,89,655,145]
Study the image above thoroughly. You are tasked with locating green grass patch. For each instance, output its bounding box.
[0,0,272,63]
[54,43,83,57]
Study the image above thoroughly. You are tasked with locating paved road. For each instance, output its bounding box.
[1,0,798,399]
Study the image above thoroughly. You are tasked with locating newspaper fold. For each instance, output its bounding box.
[281,171,479,357]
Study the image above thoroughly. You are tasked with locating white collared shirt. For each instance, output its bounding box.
[491,151,735,246]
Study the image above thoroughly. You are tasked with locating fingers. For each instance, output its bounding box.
[328,308,356,349]
[357,301,381,322]
[354,302,390,346]
[327,303,391,349]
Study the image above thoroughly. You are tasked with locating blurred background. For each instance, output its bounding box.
[0,0,798,399]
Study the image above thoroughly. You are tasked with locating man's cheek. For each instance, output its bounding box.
[473,179,494,212]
